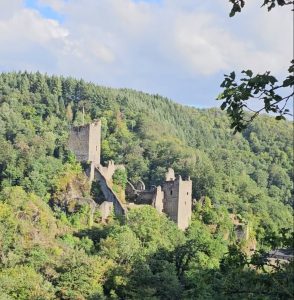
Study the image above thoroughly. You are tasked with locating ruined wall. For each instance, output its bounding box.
[68,121,193,229]
[162,173,192,230]
[125,181,137,202]
[99,160,125,181]
[134,180,146,191]
[68,120,101,165]
[94,167,126,215]
[165,168,175,181]
[125,182,164,213]
[177,178,192,230]
[162,178,180,225]
[125,180,154,204]
[152,186,164,213]
[99,201,114,221]
[135,191,154,205]
[68,124,90,162]
[88,120,101,165]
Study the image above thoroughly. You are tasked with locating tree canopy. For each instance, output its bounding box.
[0,71,292,299]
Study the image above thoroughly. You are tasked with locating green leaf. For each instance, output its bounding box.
[220,102,227,110]
[275,115,286,120]
[244,70,253,77]
[220,81,226,88]
[216,93,224,100]
[282,76,294,87]
[268,76,278,85]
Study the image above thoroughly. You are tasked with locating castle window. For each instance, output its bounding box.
[170,190,172,195]
[96,146,98,151]
[187,192,189,195]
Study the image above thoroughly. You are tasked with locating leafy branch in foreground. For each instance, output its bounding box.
[221,0,293,132]
[229,0,294,17]
[217,60,294,133]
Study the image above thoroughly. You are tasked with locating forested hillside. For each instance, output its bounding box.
[0,72,293,299]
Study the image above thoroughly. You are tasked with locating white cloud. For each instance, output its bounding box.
[0,0,291,106]
[0,5,69,71]
[165,7,291,75]
[0,0,23,19]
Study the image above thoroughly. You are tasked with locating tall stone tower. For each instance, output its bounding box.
[162,168,192,230]
[68,120,101,166]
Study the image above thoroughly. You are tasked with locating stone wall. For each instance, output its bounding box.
[165,168,175,181]
[126,181,163,208]
[88,120,101,165]
[162,179,180,224]
[134,190,154,205]
[68,120,193,230]
[99,160,125,181]
[68,120,101,165]
[152,186,164,213]
[100,201,114,221]
[94,167,126,215]
[162,174,192,230]
[68,124,90,162]
[177,178,192,230]
[126,171,192,230]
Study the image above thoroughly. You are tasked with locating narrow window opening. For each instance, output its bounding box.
[170,190,173,195]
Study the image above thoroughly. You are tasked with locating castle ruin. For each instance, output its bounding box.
[68,120,192,230]
[68,120,101,166]
[163,169,192,230]
[126,168,192,230]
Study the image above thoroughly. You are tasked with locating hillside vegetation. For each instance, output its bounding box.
[0,72,293,299]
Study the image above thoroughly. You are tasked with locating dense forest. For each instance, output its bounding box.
[0,72,293,299]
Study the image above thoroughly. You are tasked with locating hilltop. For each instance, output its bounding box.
[0,72,293,299]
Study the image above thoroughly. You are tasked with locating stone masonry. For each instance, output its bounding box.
[162,169,192,230]
[68,120,192,229]
[126,168,192,230]
[68,120,101,165]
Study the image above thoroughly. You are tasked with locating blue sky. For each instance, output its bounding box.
[24,0,63,21]
[0,0,292,110]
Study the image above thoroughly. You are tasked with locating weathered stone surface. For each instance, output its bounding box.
[162,173,192,230]
[68,121,192,230]
[100,201,113,221]
[99,160,125,181]
[126,169,192,230]
[68,120,101,165]
[94,166,126,215]
[152,186,164,213]
[165,168,175,181]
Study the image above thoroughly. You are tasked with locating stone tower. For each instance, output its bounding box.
[68,120,101,166]
[162,168,192,230]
